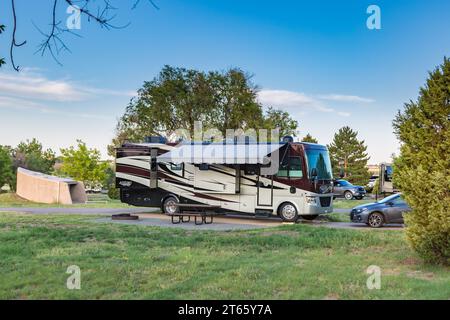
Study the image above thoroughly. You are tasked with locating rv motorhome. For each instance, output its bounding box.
[115,137,334,222]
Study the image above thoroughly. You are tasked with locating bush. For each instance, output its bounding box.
[393,58,450,265]
[107,185,120,200]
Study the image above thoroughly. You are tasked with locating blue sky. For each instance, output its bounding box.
[1,0,449,163]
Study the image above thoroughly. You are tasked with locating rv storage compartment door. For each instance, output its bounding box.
[194,165,236,194]
[149,148,158,189]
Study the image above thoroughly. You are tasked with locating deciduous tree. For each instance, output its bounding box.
[0,146,13,189]
[59,140,109,188]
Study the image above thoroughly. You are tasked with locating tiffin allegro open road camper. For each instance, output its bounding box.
[115,136,334,222]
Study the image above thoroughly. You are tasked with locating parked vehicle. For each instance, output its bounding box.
[367,175,378,189]
[115,136,334,222]
[333,179,366,200]
[350,193,411,228]
[379,163,396,193]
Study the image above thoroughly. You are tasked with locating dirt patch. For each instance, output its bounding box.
[323,293,340,300]
[406,271,435,281]
[402,257,422,266]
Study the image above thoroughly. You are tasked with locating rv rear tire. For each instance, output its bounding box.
[278,203,298,222]
[163,196,180,214]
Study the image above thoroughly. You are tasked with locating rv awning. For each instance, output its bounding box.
[157,143,285,164]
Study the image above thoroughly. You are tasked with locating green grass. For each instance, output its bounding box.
[332,199,374,209]
[0,212,448,299]
[0,193,131,208]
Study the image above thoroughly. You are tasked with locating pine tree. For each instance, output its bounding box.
[301,133,318,143]
[327,126,370,185]
[393,58,450,265]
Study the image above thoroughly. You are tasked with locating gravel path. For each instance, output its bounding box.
[0,207,403,231]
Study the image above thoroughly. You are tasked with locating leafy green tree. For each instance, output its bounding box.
[109,66,297,155]
[0,146,13,189]
[12,138,56,174]
[301,133,318,143]
[59,140,109,188]
[327,126,370,185]
[393,58,450,265]
[208,68,264,134]
[263,107,298,138]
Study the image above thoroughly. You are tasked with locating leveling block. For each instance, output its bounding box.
[111,213,139,221]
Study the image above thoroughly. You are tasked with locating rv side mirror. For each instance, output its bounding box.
[311,168,318,178]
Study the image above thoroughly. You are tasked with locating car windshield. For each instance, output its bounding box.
[337,180,352,186]
[378,193,400,204]
[305,149,333,179]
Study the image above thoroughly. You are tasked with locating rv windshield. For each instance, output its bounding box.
[305,149,333,180]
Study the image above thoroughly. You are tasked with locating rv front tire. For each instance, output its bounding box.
[162,196,180,214]
[278,202,298,222]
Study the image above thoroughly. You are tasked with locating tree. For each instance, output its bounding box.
[0,24,5,67]
[59,140,109,188]
[208,68,264,134]
[392,58,450,265]
[109,66,297,155]
[263,107,298,138]
[12,138,56,175]
[327,126,370,185]
[301,133,318,143]
[2,0,158,70]
[0,146,13,189]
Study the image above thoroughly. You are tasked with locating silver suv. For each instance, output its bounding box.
[333,179,366,200]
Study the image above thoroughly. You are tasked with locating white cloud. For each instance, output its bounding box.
[318,94,374,103]
[0,70,135,102]
[0,96,110,120]
[258,89,334,113]
[337,111,351,117]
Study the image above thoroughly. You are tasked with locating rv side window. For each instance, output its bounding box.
[170,163,183,171]
[276,157,303,178]
[289,157,303,178]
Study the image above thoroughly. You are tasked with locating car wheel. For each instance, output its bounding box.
[300,214,319,221]
[368,212,384,228]
[162,196,179,214]
[355,196,363,200]
[344,191,353,200]
[279,203,298,222]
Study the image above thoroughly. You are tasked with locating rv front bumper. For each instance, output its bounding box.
[304,196,333,214]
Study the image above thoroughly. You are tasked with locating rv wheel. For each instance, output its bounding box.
[278,203,298,222]
[163,196,180,214]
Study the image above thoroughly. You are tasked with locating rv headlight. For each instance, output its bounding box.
[119,181,132,187]
[305,196,317,205]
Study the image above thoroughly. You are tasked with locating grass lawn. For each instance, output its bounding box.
[0,212,448,299]
[0,193,131,209]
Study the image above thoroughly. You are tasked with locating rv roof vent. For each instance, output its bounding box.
[144,136,167,144]
[282,136,294,143]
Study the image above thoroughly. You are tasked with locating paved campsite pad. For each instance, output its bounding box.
[94,216,276,231]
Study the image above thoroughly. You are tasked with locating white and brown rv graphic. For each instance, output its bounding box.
[115,137,334,222]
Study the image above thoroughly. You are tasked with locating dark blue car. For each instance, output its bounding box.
[350,193,411,228]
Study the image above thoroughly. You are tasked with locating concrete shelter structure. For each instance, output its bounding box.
[16,168,87,204]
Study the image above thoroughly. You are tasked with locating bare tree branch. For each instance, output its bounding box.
[10,0,27,71]
[6,0,159,71]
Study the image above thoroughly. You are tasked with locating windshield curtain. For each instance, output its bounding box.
[305,149,333,180]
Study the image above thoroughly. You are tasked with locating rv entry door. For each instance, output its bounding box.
[257,175,273,206]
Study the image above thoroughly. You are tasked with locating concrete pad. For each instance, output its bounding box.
[94,215,276,231]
